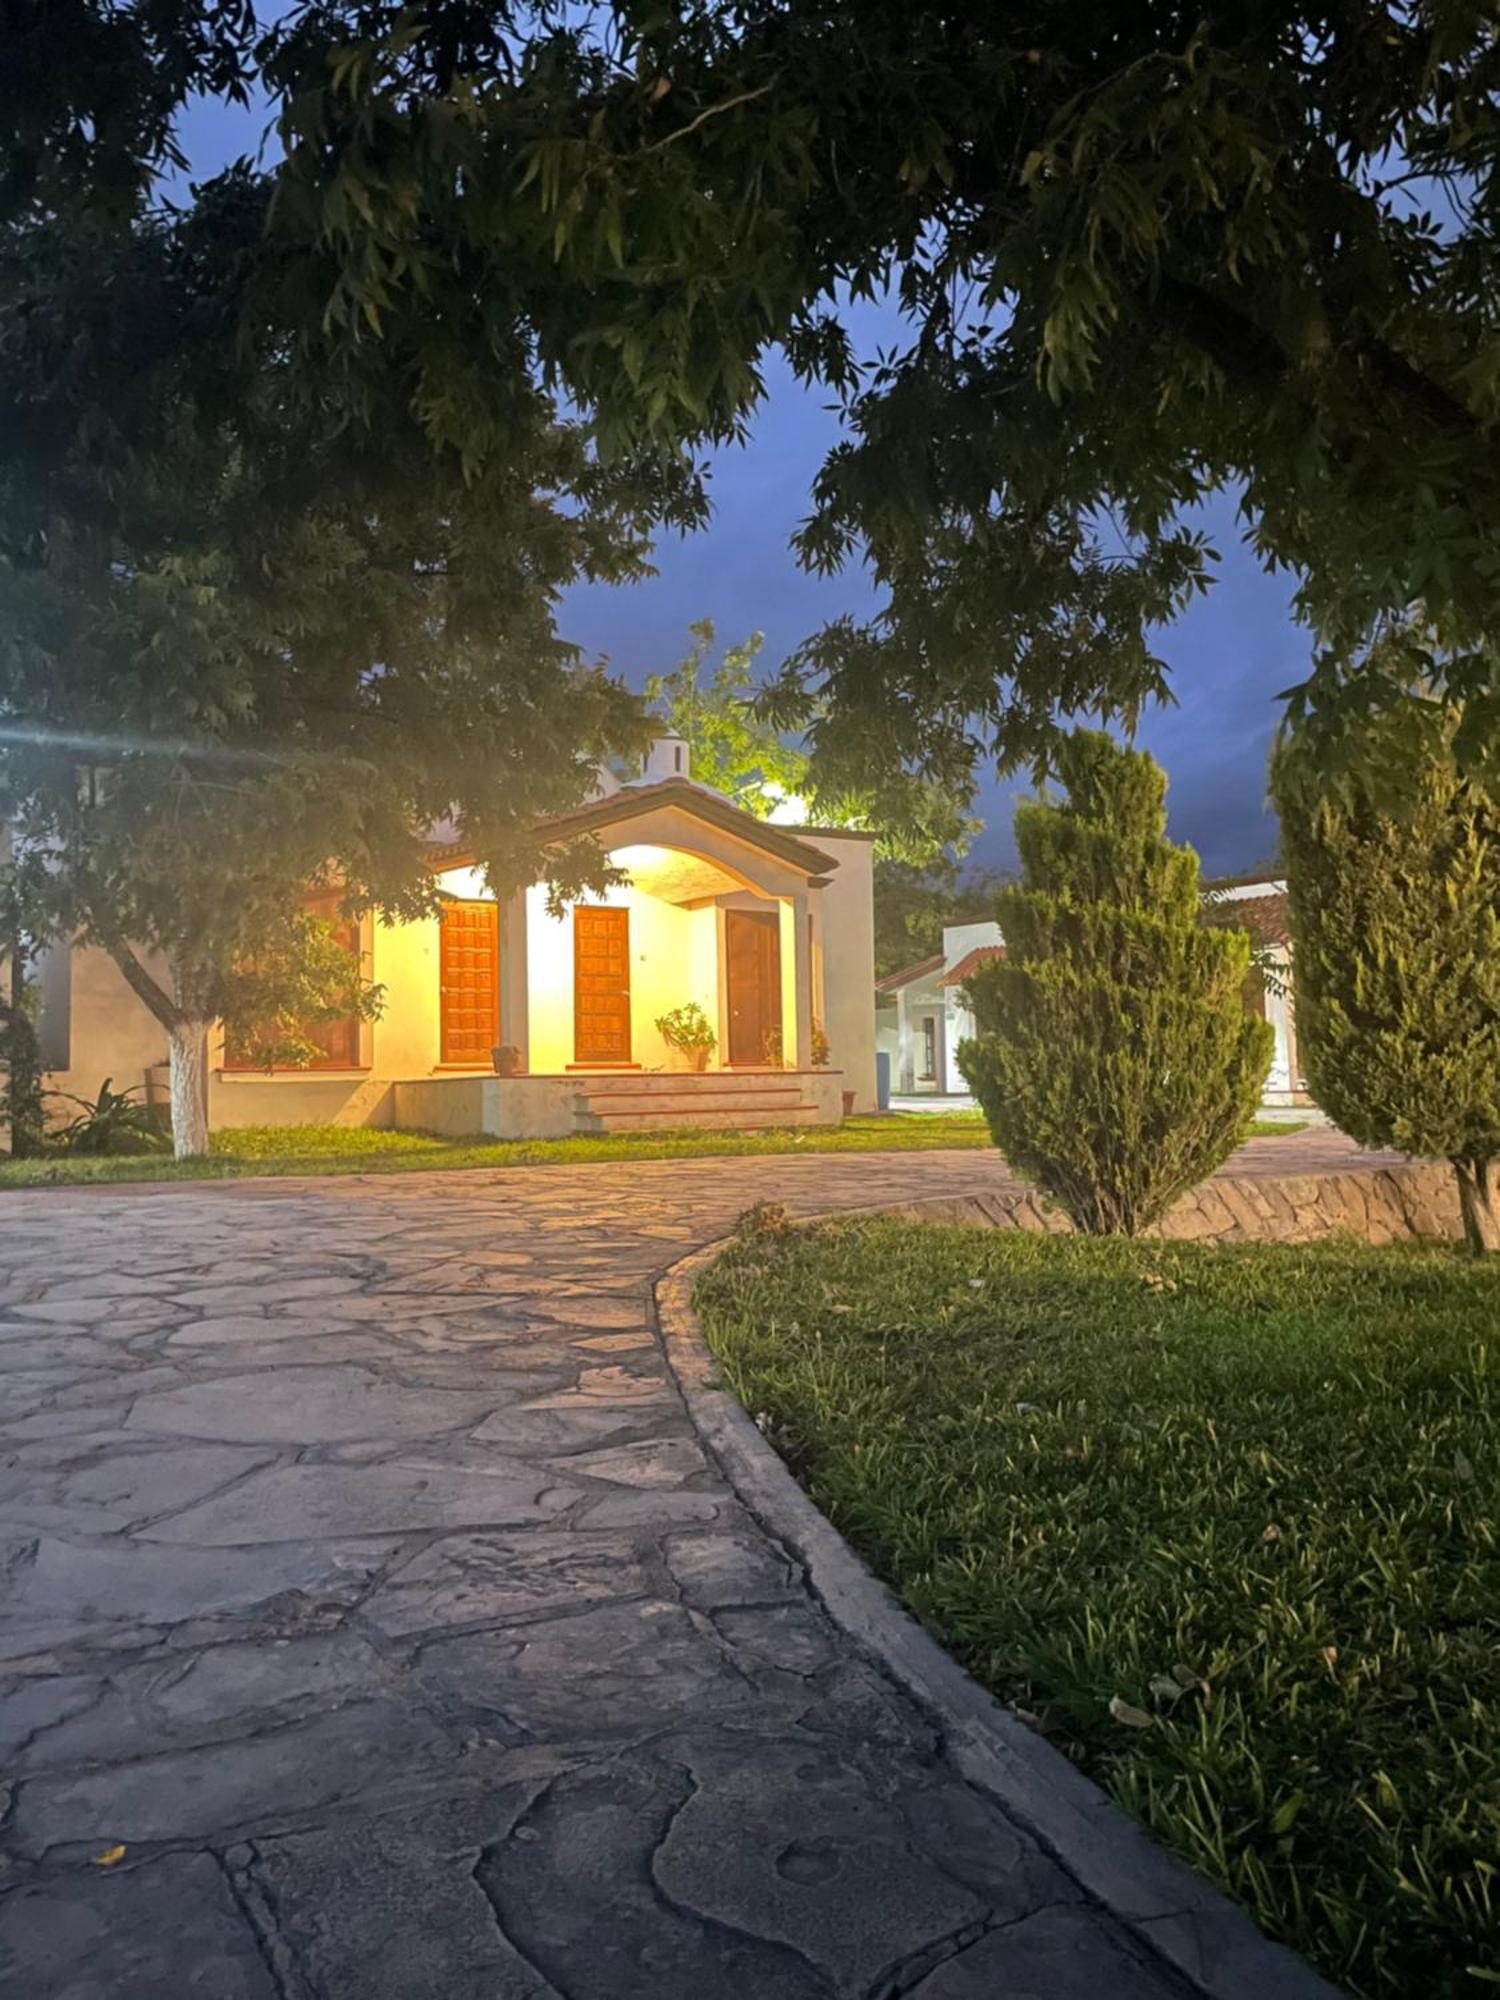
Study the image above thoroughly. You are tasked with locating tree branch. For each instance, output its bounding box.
[103,940,182,1033]
[639,83,775,155]
[1155,272,1483,442]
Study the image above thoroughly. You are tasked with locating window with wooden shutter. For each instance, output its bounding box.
[222,889,364,1071]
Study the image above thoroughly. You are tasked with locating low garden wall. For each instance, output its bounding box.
[889,1159,1464,1246]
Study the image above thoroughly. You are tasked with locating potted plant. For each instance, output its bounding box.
[656,1003,717,1072]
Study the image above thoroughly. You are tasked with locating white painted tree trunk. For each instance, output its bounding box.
[1455,1158,1500,1255]
[168,1018,211,1159]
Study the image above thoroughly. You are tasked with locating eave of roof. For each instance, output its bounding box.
[1201,890,1292,948]
[874,952,945,995]
[942,944,1006,987]
[426,777,841,879]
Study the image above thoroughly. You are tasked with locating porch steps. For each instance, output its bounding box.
[579,1106,823,1134]
[570,1071,824,1134]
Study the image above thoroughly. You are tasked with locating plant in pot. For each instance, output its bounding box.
[656,1003,717,1072]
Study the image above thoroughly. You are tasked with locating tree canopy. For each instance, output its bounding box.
[9,5,1499,848]
[643,621,807,812]
[63,0,1490,801]
[869,857,1003,981]
[0,123,694,1149]
[643,617,976,870]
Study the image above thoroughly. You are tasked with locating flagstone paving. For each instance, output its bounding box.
[0,1137,1373,1997]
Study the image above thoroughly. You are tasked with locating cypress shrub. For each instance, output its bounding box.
[1272,698,1500,1253]
[959,730,1273,1234]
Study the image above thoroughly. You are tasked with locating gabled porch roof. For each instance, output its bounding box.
[427,777,843,882]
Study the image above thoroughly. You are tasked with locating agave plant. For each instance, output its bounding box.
[49,1078,170,1155]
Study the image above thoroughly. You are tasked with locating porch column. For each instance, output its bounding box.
[789,888,815,1069]
[498,889,530,1068]
[808,894,827,1033]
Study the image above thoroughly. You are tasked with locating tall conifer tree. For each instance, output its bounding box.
[1273,696,1500,1253]
[960,731,1272,1235]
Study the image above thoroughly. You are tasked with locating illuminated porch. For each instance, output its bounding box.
[204,775,876,1135]
[430,791,836,1083]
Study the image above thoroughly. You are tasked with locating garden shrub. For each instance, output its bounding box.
[959,730,1272,1233]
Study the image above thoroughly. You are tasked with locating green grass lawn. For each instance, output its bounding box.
[0,1111,994,1186]
[695,1218,1500,1999]
[0,1113,1305,1188]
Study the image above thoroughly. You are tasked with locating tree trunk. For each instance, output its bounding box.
[1454,1157,1500,1255]
[168,1018,211,1159]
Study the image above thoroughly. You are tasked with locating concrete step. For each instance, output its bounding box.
[573,1089,809,1119]
[572,1070,818,1096]
[574,1103,824,1134]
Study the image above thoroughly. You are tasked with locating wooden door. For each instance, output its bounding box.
[726,908,782,1065]
[574,906,632,1064]
[439,899,500,1065]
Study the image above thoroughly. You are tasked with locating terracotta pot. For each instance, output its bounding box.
[688,1046,712,1072]
[491,1044,523,1077]
[841,1089,857,1117]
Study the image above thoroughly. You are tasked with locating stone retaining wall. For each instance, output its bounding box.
[890,1159,1463,1246]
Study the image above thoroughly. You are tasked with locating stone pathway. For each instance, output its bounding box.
[0,1137,1376,1998]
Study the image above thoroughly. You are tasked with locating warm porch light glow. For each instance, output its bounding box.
[608,843,747,905]
[608,844,672,876]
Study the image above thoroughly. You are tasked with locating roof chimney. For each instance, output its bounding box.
[642,734,690,783]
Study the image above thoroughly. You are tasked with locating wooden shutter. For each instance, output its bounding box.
[223,888,363,1071]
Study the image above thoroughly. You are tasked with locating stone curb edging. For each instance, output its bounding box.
[656,1229,1344,2000]
[889,1159,1462,1247]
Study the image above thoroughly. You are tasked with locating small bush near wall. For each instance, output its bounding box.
[697,1217,1500,1999]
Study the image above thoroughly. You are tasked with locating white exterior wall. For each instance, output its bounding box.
[809,832,878,1111]
[875,1003,900,1080]
[1260,950,1302,1103]
[941,921,1002,1093]
[35,943,172,1119]
[883,968,945,1093]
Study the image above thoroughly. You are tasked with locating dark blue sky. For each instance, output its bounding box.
[561,358,1303,878]
[181,86,1306,879]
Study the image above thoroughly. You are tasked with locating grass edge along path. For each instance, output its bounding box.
[694,1216,1500,2000]
[0,1114,1304,1187]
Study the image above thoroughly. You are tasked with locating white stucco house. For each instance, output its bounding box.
[33,737,879,1139]
[876,880,1310,1108]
